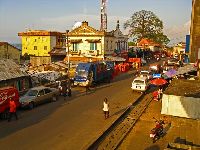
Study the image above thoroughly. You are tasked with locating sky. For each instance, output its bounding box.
[0,0,192,45]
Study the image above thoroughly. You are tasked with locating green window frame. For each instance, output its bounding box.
[90,43,97,50]
[72,43,79,52]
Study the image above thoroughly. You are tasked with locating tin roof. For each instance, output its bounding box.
[0,59,28,82]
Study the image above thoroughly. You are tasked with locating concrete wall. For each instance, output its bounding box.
[161,94,200,119]
[30,56,51,67]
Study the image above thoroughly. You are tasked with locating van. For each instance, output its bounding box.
[0,87,20,119]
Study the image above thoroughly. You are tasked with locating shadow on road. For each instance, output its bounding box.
[110,107,127,118]
[0,82,113,139]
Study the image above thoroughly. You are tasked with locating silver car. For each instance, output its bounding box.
[20,86,59,109]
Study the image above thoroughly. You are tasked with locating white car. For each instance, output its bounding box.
[131,77,149,92]
[139,70,152,80]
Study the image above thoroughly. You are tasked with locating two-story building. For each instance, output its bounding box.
[67,21,116,62]
[50,21,128,62]
[0,42,21,64]
[18,30,64,66]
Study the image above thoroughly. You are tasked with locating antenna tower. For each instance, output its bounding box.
[100,0,107,31]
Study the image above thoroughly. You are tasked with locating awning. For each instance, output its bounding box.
[85,39,101,43]
[69,39,82,43]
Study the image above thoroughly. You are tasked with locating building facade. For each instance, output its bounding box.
[190,0,200,62]
[18,30,65,66]
[67,21,116,62]
[173,42,186,55]
[113,20,129,54]
[138,38,161,51]
[18,30,64,57]
[49,21,129,62]
[0,42,20,64]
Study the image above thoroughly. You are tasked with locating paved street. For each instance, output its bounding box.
[0,70,140,150]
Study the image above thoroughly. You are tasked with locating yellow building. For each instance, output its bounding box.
[0,42,20,64]
[18,30,64,57]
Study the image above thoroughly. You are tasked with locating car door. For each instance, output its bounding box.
[37,89,45,105]
[44,88,53,102]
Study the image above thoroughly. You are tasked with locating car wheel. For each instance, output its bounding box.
[29,102,34,109]
[52,95,57,102]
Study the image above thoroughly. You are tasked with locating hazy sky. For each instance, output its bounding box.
[0,0,192,45]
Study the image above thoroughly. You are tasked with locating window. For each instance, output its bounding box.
[38,90,45,96]
[72,43,79,52]
[44,88,51,94]
[44,46,47,50]
[34,39,37,42]
[90,43,97,50]
[34,46,37,50]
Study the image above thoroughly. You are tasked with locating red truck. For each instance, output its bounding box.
[0,87,20,119]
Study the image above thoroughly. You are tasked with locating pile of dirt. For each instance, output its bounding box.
[164,79,200,97]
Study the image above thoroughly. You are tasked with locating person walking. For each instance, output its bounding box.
[8,98,18,122]
[85,80,91,94]
[103,98,109,119]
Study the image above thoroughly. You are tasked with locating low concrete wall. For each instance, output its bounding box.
[161,94,200,119]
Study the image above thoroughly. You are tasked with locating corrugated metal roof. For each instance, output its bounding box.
[0,59,28,81]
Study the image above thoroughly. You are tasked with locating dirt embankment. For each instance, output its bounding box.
[164,79,200,97]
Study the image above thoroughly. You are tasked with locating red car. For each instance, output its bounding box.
[0,87,20,119]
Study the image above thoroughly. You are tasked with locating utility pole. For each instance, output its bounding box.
[66,30,70,76]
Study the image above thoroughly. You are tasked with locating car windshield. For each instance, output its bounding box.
[134,80,145,84]
[26,90,38,96]
[76,70,88,77]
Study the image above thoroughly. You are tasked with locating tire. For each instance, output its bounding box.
[29,102,34,109]
[52,95,57,102]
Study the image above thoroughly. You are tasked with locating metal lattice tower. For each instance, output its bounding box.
[100,0,107,31]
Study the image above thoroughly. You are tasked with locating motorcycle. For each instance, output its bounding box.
[150,118,165,143]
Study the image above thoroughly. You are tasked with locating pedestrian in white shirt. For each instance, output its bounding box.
[103,98,109,119]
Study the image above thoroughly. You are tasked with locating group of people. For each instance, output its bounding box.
[58,80,72,100]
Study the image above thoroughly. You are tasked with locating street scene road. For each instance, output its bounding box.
[0,70,140,150]
[1,0,200,150]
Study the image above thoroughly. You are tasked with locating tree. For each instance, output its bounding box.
[124,10,170,45]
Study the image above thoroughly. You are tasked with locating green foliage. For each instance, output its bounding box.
[128,41,136,46]
[124,10,170,45]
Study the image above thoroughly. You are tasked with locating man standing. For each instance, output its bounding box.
[8,98,18,122]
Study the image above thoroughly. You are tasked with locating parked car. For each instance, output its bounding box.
[131,77,149,92]
[139,70,152,80]
[0,87,20,119]
[20,86,59,109]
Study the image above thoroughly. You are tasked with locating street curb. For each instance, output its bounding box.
[84,93,144,150]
